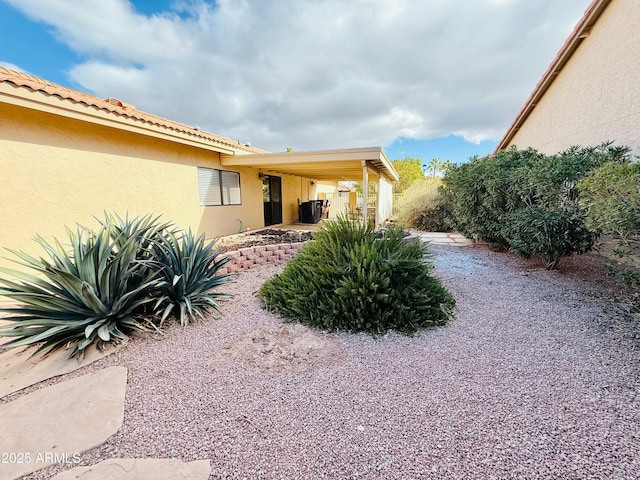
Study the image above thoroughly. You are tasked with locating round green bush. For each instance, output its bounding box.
[258,217,455,334]
[501,207,596,270]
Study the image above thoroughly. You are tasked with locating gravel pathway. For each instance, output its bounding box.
[26,245,640,479]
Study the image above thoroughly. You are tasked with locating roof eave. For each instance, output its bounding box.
[0,67,265,155]
[0,83,243,154]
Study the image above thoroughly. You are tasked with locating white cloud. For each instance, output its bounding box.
[0,61,30,73]
[5,0,589,151]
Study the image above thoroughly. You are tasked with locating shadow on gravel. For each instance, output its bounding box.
[430,244,640,345]
[430,247,491,275]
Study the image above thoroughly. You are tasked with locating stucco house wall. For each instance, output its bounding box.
[0,100,273,270]
[504,0,640,157]
[0,70,324,273]
[0,67,398,275]
[279,174,301,225]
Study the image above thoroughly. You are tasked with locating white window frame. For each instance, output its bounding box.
[198,167,242,206]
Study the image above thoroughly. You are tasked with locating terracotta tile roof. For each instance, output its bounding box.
[0,66,265,154]
[494,0,611,152]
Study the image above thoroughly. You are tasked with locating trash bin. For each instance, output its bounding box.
[300,200,324,223]
[312,200,324,223]
[300,201,316,223]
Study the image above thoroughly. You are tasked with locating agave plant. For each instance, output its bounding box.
[0,223,164,358]
[97,212,174,256]
[152,230,234,327]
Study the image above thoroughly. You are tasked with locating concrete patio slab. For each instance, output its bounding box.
[279,222,322,232]
[0,366,127,480]
[426,237,458,244]
[52,458,212,479]
[0,340,126,399]
[416,231,481,246]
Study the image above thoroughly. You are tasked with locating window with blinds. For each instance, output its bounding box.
[197,167,242,206]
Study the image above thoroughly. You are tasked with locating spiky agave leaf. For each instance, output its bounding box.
[0,221,164,359]
[151,230,234,327]
[97,212,175,261]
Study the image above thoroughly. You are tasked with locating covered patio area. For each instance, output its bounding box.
[220,147,399,226]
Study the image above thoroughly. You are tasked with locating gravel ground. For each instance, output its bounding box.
[24,245,640,479]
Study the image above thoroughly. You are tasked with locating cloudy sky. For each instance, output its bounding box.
[0,0,591,163]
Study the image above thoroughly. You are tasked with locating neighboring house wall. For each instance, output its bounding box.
[315,181,339,198]
[507,0,640,156]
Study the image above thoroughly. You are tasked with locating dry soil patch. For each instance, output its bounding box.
[210,322,346,372]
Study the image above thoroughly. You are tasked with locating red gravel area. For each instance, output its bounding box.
[24,245,640,479]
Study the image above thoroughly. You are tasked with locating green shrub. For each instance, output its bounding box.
[0,223,163,358]
[441,142,629,267]
[0,214,234,358]
[441,148,543,248]
[603,264,640,288]
[579,161,640,246]
[258,216,455,335]
[511,144,629,211]
[396,179,450,231]
[152,230,233,326]
[501,207,596,270]
[579,161,640,285]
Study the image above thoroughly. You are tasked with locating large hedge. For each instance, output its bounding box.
[579,161,640,243]
[579,161,640,286]
[440,147,543,248]
[441,143,630,268]
[258,217,455,335]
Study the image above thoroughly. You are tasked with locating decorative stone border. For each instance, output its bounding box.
[217,241,307,274]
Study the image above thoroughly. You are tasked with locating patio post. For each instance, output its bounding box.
[361,160,368,225]
[375,175,381,228]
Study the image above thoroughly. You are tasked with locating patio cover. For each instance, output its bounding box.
[220,147,399,183]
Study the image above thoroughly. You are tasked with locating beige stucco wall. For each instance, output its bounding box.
[507,0,640,157]
[281,174,306,224]
[197,172,264,235]
[0,102,269,272]
[315,181,339,198]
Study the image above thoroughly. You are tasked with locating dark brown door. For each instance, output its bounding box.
[263,175,282,226]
